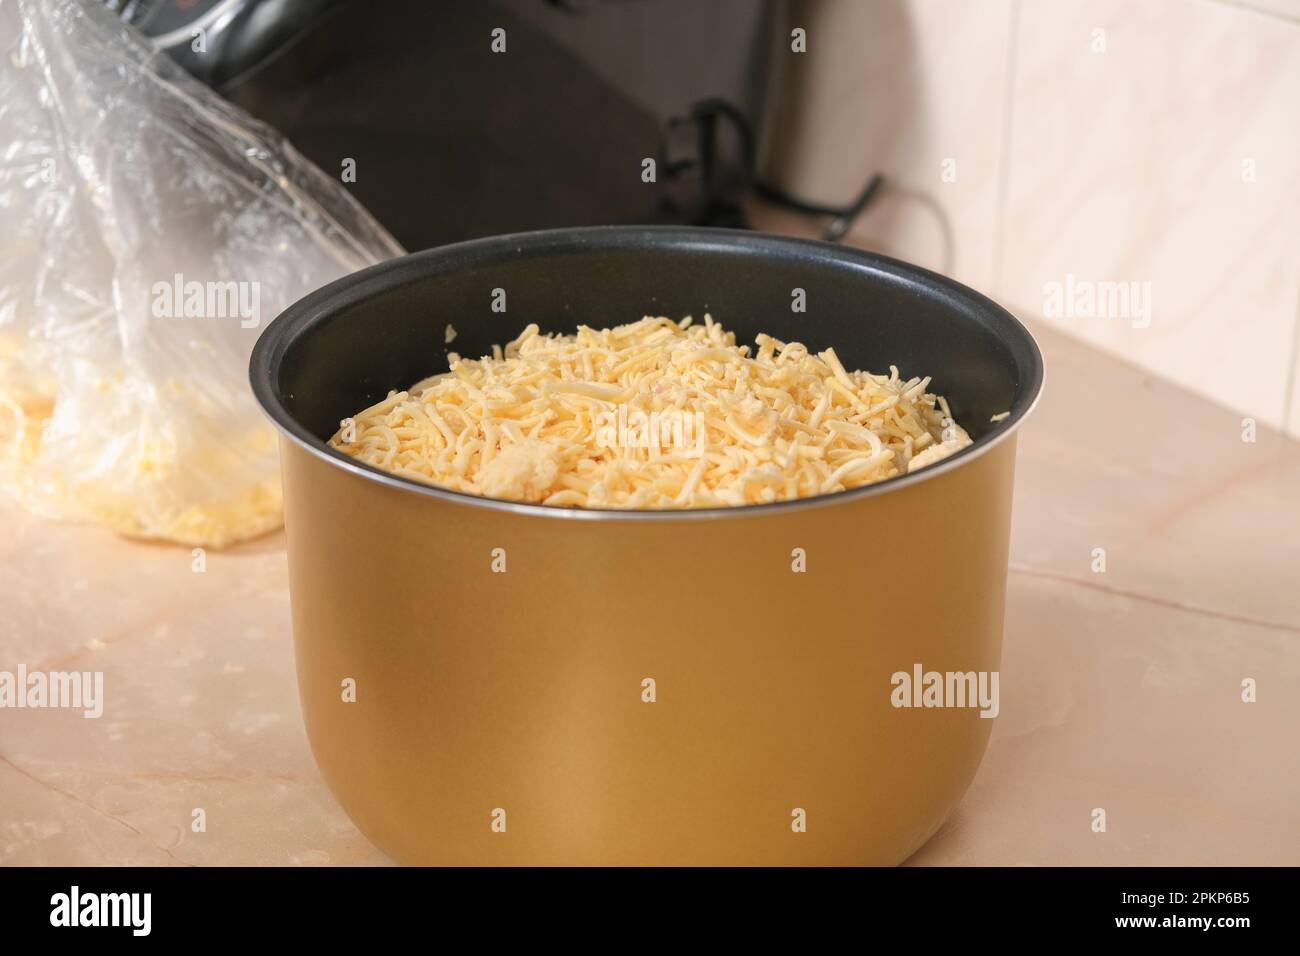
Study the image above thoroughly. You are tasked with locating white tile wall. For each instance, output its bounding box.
[997,0,1300,433]
[759,0,1300,437]
[760,0,1015,292]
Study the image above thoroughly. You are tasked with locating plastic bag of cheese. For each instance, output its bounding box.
[0,0,403,547]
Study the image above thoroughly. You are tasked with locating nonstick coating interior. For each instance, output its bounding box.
[260,227,1040,453]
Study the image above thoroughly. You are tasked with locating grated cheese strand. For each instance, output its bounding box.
[329,316,972,508]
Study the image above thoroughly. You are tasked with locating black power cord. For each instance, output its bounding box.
[662,97,886,242]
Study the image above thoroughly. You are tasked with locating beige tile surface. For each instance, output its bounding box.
[0,524,387,866]
[1,321,1296,865]
[910,570,1299,866]
[1011,322,1300,631]
[998,0,1300,430]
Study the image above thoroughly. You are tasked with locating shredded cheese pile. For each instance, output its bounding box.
[329,316,971,508]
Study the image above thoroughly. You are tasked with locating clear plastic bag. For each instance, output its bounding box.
[0,0,403,547]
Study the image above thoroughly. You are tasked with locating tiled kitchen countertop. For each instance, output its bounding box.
[2,320,1297,866]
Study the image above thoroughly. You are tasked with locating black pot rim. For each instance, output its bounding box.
[250,225,1044,521]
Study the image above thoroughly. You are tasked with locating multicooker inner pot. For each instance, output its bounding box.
[250,226,1044,865]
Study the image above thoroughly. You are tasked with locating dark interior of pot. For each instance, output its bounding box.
[257,227,1042,452]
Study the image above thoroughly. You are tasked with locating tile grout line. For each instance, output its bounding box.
[989,0,1022,297]
[1008,563,1300,635]
[0,754,196,866]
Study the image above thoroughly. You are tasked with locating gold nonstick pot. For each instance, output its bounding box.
[250,226,1043,865]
